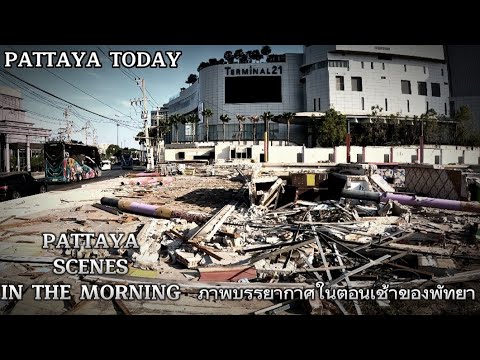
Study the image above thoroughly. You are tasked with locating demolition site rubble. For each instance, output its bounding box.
[0,162,480,315]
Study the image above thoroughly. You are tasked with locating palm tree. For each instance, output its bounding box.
[249,115,260,143]
[281,112,295,145]
[219,114,230,142]
[169,114,180,143]
[188,113,200,142]
[201,108,213,142]
[179,115,188,143]
[236,114,246,144]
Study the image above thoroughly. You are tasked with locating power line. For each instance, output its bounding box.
[44,68,133,119]
[0,69,125,126]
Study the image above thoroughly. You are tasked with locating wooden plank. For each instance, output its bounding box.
[249,239,315,264]
[199,266,256,282]
[329,255,391,287]
[386,243,451,256]
[113,299,132,315]
[0,255,57,264]
[253,299,297,315]
[370,174,395,192]
[0,215,15,225]
[193,244,225,261]
[188,202,236,244]
[259,179,283,206]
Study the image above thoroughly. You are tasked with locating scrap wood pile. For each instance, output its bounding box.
[89,166,480,315]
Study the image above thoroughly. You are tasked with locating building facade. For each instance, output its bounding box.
[164,45,452,149]
[0,86,51,172]
[446,45,480,133]
[303,45,450,117]
[165,53,306,145]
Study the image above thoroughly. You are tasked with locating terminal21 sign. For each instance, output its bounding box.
[224,66,283,76]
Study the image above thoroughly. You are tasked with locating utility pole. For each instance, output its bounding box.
[117,123,119,148]
[82,120,91,145]
[132,78,154,171]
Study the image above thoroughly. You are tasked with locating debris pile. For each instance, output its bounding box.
[1,162,480,315]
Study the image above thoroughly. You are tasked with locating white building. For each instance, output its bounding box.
[303,45,450,117]
[166,53,306,146]
[0,86,51,172]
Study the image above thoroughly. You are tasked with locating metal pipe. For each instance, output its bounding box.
[101,197,210,223]
[340,189,480,214]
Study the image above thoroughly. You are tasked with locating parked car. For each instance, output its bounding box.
[0,172,48,201]
[101,160,112,170]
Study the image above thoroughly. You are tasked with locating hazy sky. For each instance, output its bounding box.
[0,45,303,148]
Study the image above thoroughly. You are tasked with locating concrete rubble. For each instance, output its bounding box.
[1,161,480,315]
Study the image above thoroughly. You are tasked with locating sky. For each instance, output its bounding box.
[0,45,303,149]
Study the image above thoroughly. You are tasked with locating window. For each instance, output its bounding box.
[418,81,427,96]
[401,80,411,94]
[371,62,374,69]
[385,98,388,111]
[423,66,426,74]
[382,63,385,70]
[381,76,386,79]
[458,156,464,165]
[435,155,440,164]
[357,154,364,163]
[361,61,364,69]
[441,68,444,76]
[318,98,321,110]
[351,77,363,91]
[384,154,390,163]
[411,155,418,163]
[450,101,455,117]
[407,100,410,112]
[404,64,407,72]
[361,97,365,110]
[328,153,334,162]
[328,60,349,68]
[426,101,429,112]
[313,98,316,111]
[336,76,345,91]
[431,83,441,97]
[445,103,447,115]
[378,54,392,60]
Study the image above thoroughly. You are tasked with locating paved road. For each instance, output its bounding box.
[47,165,146,192]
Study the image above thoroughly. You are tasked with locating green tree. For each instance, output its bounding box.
[261,45,272,60]
[317,108,347,147]
[201,108,213,142]
[455,105,473,145]
[224,51,234,64]
[219,114,230,142]
[233,49,244,64]
[169,114,181,143]
[135,131,145,146]
[106,144,121,158]
[186,74,198,86]
[420,109,438,144]
[187,113,200,142]
[368,105,388,145]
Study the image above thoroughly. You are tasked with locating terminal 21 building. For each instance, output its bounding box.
[160,45,450,163]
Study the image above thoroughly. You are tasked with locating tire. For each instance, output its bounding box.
[11,190,21,199]
[39,185,47,194]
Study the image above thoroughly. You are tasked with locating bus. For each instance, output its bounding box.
[121,148,133,169]
[44,141,102,183]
